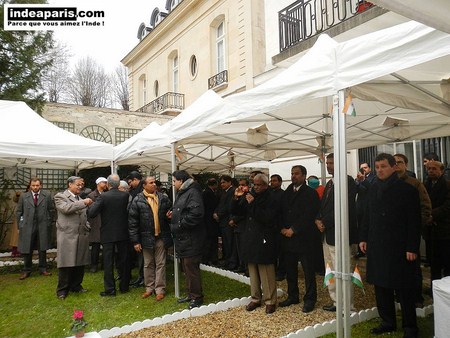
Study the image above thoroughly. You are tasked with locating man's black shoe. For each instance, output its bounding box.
[322,304,336,312]
[370,325,396,335]
[188,299,203,309]
[275,274,286,281]
[302,303,315,313]
[279,298,299,307]
[72,288,88,294]
[100,290,116,297]
[177,296,192,303]
[130,277,144,288]
[130,277,143,286]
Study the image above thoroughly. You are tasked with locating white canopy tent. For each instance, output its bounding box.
[114,21,450,171]
[113,20,450,336]
[0,100,114,170]
[370,0,450,34]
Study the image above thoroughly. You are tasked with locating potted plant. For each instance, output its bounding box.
[71,309,88,337]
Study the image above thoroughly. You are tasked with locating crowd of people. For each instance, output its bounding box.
[12,152,449,337]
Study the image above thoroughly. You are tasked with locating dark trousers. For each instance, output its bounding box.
[23,251,47,273]
[23,225,47,273]
[220,224,234,261]
[285,251,317,305]
[375,285,417,333]
[181,254,203,301]
[202,226,219,265]
[431,239,450,281]
[90,242,101,268]
[103,240,130,292]
[56,266,85,296]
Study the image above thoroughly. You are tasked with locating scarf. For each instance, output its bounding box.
[143,190,160,236]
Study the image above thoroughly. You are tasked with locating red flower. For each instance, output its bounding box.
[73,310,84,320]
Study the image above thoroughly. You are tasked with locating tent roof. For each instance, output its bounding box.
[114,21,450,172]
[0,100,114,169]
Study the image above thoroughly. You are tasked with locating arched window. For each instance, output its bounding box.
[172,56,179,92]
[216,21,226,73]
[139,74,147,107]
[80,125,112,144]
[154,80,159,97]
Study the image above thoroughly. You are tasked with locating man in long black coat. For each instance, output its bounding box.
[88,174,131,296]
[359,153,421,338]
[231,174,280,314]
[279,165,320,313]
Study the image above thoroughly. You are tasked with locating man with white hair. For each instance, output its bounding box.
[88,174,131,296]
[232,173,280,314]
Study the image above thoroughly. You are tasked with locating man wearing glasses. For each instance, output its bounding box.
[54,176,93,299]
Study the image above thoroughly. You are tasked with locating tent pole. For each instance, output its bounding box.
[171,142,180,298]
[333,90,351,337]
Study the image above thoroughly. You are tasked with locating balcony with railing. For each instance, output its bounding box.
[278,0,375,53]
[208,70,228,90]
[136,92,185,116]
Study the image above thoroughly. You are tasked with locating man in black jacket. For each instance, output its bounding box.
[424,161,450,282]
[88,174,131,296]
[359,153,421,338]
[315,153,357,312]
[169,170,205,309]
[129,176,172,301]
[280,165,320,313]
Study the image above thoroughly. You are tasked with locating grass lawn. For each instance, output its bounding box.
[0,261,249,337]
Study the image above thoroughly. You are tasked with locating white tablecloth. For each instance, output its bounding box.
[433,276,450,338]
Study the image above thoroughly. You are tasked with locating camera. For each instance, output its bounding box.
[359,168,365,174]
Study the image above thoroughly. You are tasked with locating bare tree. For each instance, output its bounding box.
[113,65,130,110]
[41,42,72,103]
[68,56,113,107]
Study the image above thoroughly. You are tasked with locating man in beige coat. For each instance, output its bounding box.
[54,176,93,299]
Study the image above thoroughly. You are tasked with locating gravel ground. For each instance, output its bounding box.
[118,258,387,338]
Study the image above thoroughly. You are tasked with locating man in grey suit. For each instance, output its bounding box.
[16,177,55,280]
[54,176,93,299]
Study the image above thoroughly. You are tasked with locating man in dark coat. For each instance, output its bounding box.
[86,177,108,273]
[213,175,235,269]
[16,177,55,279]
[359,153,421,338]
[88,174,131,296]
[169,170,205,309]
[202,178,220,265]
[279,165,320,313]
[315,153,357,312]
[129,176,172,300]
[232,173,280,314]
[424,161,450,282]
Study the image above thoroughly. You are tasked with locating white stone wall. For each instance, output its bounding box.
[42,102,172,145]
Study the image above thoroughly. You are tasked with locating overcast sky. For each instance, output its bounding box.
[48,0,165,72]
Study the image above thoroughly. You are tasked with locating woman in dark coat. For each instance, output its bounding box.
[169,170,205,309]
[231,173,280,314]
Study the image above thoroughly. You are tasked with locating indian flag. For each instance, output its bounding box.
[352,265,365,294]
[342,93,356,116]
[323,263,335,288]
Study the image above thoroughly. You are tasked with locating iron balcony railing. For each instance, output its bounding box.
[279,0,374,52]
[208,70,228,89]
[137,92,185,114]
